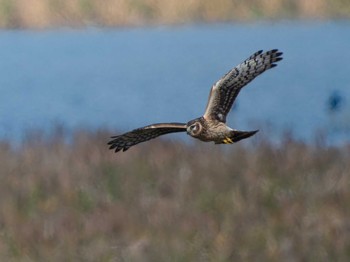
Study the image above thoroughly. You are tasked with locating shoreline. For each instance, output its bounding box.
[0,0,349,29]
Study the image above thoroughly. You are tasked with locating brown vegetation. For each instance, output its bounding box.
[0,130,349,260]
[0,0,349,28]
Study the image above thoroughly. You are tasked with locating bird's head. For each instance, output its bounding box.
[186,118,203,137]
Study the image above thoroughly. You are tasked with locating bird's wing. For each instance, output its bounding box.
[203,49,283,123]
[108,123,187,153]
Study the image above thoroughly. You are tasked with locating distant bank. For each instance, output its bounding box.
[0,0,349,28]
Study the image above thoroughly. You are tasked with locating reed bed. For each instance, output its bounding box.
[0,0,349,28]
[0,129,349,261]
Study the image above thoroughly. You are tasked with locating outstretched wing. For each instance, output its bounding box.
[108,123,187,153]
[203,49,283,123]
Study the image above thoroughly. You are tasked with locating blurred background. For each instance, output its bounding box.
[0,0,350,261]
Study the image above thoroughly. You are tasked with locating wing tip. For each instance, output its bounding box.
[108,143,126,153]
[269,49,283,68]
[274,57,283,62]
[108,137,125,153]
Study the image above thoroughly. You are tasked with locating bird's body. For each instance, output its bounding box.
[108,49,283,153]
[186,117,258,144]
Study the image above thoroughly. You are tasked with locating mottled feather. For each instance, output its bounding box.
[203,49,283,122]
[108,123,186,152]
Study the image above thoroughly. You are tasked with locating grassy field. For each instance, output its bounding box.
[0,129,349,261]
[0,0,349,28]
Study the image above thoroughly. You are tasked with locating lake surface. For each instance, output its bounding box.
[0,21,350,144]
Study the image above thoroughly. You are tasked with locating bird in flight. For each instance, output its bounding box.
[108,49,283,153]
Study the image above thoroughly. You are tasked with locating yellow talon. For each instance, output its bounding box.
[226,137,233,143]
[222,138,232,144]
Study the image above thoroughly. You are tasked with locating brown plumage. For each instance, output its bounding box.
[108,49,283,153]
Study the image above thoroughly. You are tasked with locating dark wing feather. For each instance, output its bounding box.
[203,49,283,122]
[108,123,187,153]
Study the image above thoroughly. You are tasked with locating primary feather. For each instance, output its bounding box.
[203,49,283,122]
[108,123,187,152]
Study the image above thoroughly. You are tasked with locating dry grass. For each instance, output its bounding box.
[0,129,349,261]
[0,0,349,28]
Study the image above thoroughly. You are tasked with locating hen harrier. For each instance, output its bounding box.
[108,49,282,153]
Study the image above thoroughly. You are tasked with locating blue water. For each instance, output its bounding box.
[1,21,350,144]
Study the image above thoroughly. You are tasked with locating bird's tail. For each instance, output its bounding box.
[218,130,259,144]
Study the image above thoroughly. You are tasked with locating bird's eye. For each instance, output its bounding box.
[190,124,197,131]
